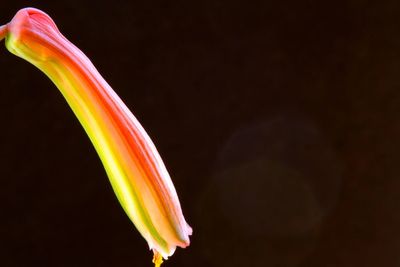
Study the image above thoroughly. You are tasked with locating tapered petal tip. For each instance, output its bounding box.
[0,24,7,41]
[178,222,193,248]
[186,222,193,236]
[5,7,61,62]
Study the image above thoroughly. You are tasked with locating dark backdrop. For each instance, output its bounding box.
[1,1,400,266]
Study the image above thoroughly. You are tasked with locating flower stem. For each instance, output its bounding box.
[152,250,163,267]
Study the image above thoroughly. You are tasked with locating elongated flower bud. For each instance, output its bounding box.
[0,8,192,265]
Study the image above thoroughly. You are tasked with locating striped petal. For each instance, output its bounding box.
[0,7,192,264]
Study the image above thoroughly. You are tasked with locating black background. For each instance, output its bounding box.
[1,1,400,266]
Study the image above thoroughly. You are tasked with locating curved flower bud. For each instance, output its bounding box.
[0,7,192,265]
